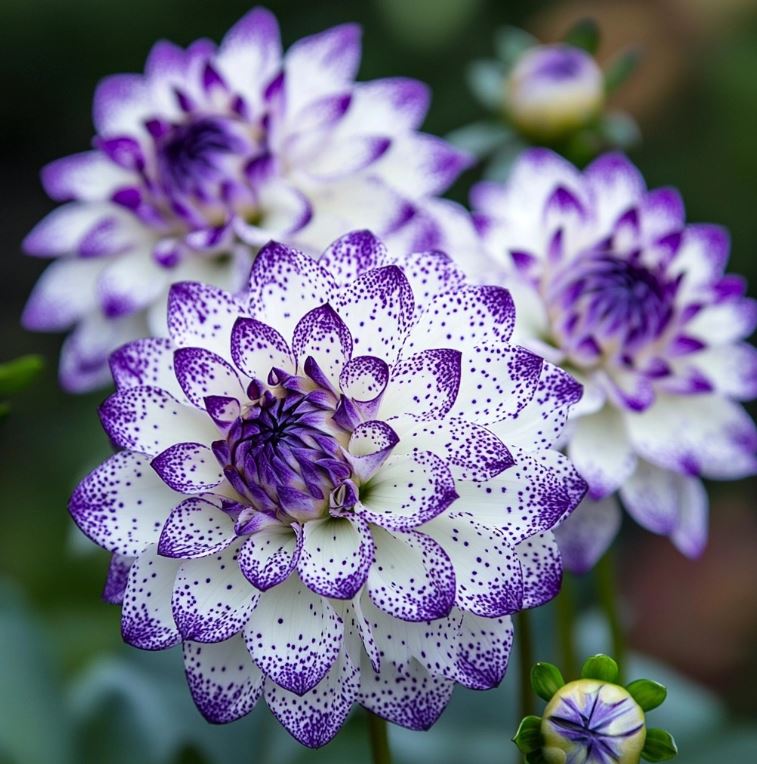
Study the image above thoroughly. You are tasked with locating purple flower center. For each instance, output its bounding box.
[549,253,675,358]
[157,117,241,195]
[531,48,589,81]
[213,375,352,524]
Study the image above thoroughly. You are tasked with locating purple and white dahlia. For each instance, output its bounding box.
[69,231,586,747]
[22,7,470,392]
[471,149,757,571]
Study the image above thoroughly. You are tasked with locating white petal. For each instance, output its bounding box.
[554,496,621,575]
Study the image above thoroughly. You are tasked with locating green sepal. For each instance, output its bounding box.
[526,751,548,764]
[562,18,600,54]
[466,60,506,111]
[530,662,565,701]
[604,49,641,94]
[581,654,619,683]
[512,715,543,754]
[642,728,678,761]
[626,678,667,711]
[494,26,537,68]
[0,355,44,398]
[598,112,640,149]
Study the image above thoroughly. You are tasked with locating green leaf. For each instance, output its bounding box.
[562,18,600,54]
[642,728,679,761]
[512,715,543,754]
[466,60,505,111]
[604,49,641,94]
[494,26,537,68]
[530,662,565,702]
[598,112,641,149]
[0,355,44,397]
[581,654,620,683]
[627,679,668,712]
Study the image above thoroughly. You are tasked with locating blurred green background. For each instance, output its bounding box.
[2,0,757,761]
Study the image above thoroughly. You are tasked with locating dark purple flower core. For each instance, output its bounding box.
[546,688,644,763]
[212,371,353,525]
[547,252,677,362]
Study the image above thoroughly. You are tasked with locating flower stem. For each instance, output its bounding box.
[595,549,626,681]
[516,609,535,719]
[555,572,578,679]
[367,711,392,764]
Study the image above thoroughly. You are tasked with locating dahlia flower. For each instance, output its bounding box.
[22,7,470,392]
[70,231,586,747]
[471,149,757,571]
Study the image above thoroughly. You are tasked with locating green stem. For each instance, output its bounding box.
[367,711,392,764]
[516,609,535,719]
[555,572,578,679]
[595,550,626,681]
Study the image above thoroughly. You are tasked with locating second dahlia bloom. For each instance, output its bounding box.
[22,7,470,392]
[70,231,586,747]
[471,149,757,571]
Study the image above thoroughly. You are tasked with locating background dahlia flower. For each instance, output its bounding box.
[22,6,471,393]
[470,149,757,572]
[69,231,586,747]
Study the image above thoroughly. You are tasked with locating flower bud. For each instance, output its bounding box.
[507,44,604,140]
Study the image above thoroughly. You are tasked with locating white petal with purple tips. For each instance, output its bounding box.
[157,497,235,558]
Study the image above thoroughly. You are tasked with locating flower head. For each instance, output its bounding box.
[23,7,471,392]
[514,655,677,763]
[70,231,586,747]
[471,149,757,571]
[507,44,604,141]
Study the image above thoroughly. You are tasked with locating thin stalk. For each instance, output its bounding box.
[516,609,535,718]
[555,572,579,679]
[595,549,626,681]
[367,711,392,764]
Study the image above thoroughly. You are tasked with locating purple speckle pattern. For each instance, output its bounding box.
[69,231,586,746]
[471,147,757,563]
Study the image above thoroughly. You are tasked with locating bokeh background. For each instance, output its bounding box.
[2,0,757,762]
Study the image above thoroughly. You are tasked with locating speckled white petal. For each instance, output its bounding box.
[453,345,543,424]
[247,241,336,343]
[568,407,637,499]
[625,394,757,480]
[264,644,359,748]
[297,516,374,600]
[183,634,264,724]
[238,524,302,592]
[405,285,515,354]
[554,496,621,575]
[172,541,259,643]
[157,497,236,558]
[367,528,455,621]
[69,451,180,556]
[515,532,562,609]
[121,545,181,650]
[452,449,586,545]
[319,230,388,285]
[396,418,514,482]
[291,304,352,382]
[151,443,223,493]
[456,611,514,690]
[173,347,245,409]
[358,655,454,731]
[99,385,217,456]
[386,250,466,316]
[103,553,134,604]
[339,355,389,402]
[358,451,457,531]
[110,337,189,403]
[422,513,523,617]
[380,349,461,422]
[230,317,294,380]
[167,282,245,356]
[332,265,414,363]
[244,574,343,695]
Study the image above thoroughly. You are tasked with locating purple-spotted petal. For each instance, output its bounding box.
[103,553,134,604]
[367,528,456,621]
[455,612,513,690]
[291,304,352,382]
[238,525,302,592]
[172,541,258,643]
[69,451,180,556]
[297,516,374,600]
[157,497,235,558]
[515,532,562,609]
[110,337,188,403]
[554,496,621,575]
[173,347,245,408]
[339,355,389,403]
[152,443,223,493]
[230,317,293,380]
[244,575,343,695]
[184,635,264,724]
[319,230,388,285]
